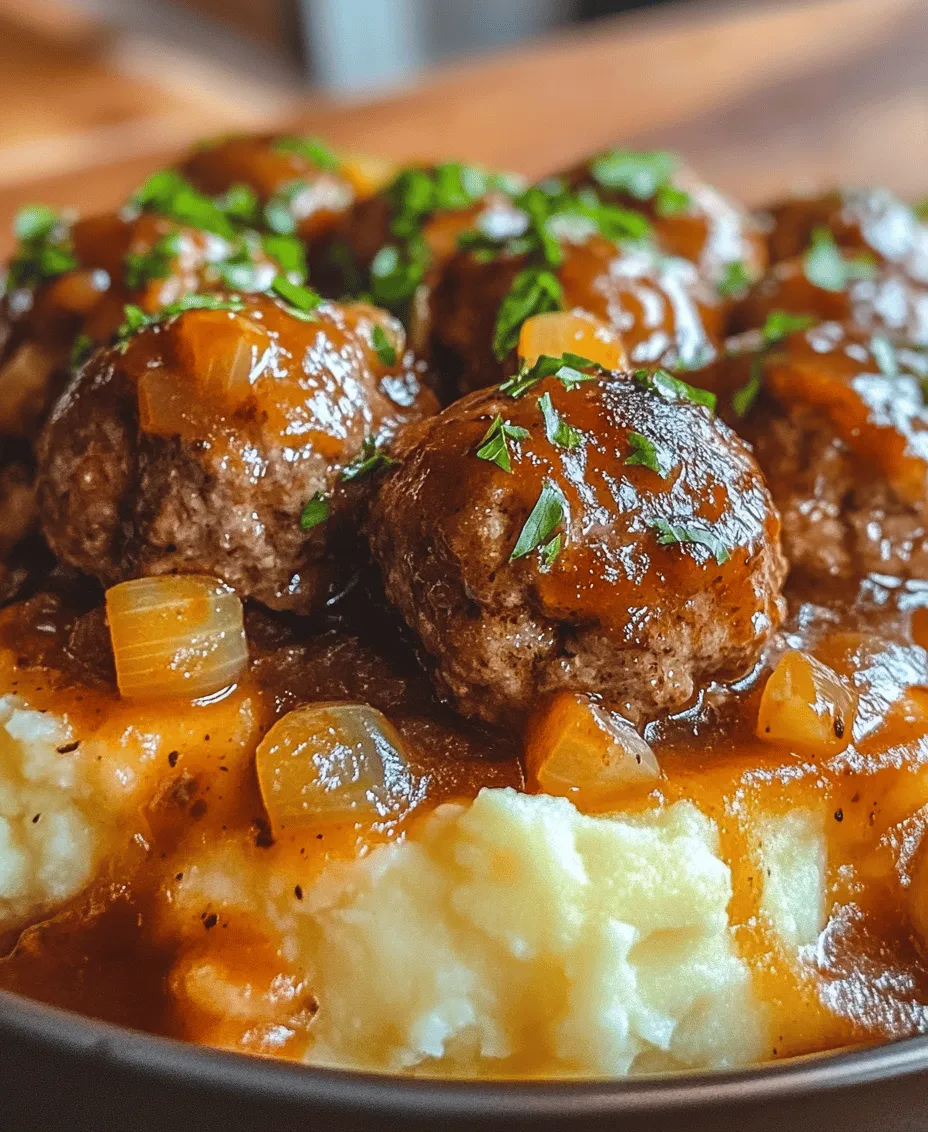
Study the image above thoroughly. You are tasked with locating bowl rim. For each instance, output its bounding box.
[4,988,928,1117]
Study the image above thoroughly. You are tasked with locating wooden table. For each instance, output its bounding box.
[0,0,925,251]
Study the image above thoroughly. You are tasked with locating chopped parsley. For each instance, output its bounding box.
[501,352,604,398]
[129,170,237,240]
[915,197,928,221]
[216,183,260,225]
[655,183,692,216]
[371,324,398,366]
[624,431,670,476]
[475,414,530,473]
[634,368,716,412]
[115,293,244,346]
[540,534,562,568]
[870,333,899,378]
[369,236,430,309]
[263,180,309,236]
[124,232,182,290]
[588,150,678,201]
[760,310,815,344]
[717,259,751,299]
[538,392,581,448]
[340,436,397,482]
[510,481,565,561]
[7,204,77,290]
[69,333,94,371]
[731,357,764,418]
[649,517,730,565]
[803,226,877,291]
[261,233,307,279]
[274,136,341,171]
[300,492,330,530]
[493,268,564,360]
[271,275,322,318]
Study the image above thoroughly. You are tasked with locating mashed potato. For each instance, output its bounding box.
[0,695,100,929]
[758,809,827,951]
[300,789,767,1076]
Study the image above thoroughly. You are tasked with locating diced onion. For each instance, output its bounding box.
[525,691,660,805]
[517,311,627,370]
[255,702,421,835]
[139,312,271,438]
[106,574,248,701]
[757,650,857,756]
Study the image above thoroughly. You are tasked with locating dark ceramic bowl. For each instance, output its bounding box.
[3,988,928,1132]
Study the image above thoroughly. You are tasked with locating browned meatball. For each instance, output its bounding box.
[37,292,437,614]
[765,188,928,285]
[180,134,367,243]
[561,148,768,287]
[433,234,725,396]
[699,320,928,581]
[368,362,786,726]
[732,252,928,346]
[311,162,523,348]
[0,201,282,442]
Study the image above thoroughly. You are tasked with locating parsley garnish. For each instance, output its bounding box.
[300,491,330,530]
[760,310,815,343]
[589,150,677,201]
[625,431,670,476]
[264,180,309,236]
[649,517,730,565]
[502,352,605,398]
[216,183,260,225]
[510,481,565,561]
[274,136,340,171]
[271,275,322,318]
[371,324,398,366]
[915,197,928,221]
[717,260,750,299]
[8,204,77,290]
[493,268,563,360]
[870,334,899,378]
[731,356,764,418]
[261,233,307,280]
[124,232,182,290]
[540,534,562,568]
[369,237,430,309]
[115,293,244,346]
[634,368,716,412]
[340,436,397,482]
[803,226,877,291]
[129,170,237,240]
[69,333,94,371]
[475,414,530,473]
[655,183,692,216]
[538,392,581,448]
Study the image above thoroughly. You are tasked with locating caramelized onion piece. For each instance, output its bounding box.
[525,692,660,805]
[517,311,627,370]
[106,575,247,701]
[255,702,422,835]
[340,152,397,197]
[757,650,857,756]
[138,312,272,438]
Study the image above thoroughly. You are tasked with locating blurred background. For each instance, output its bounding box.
[0,0,924,245]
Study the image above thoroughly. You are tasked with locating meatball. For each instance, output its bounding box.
[368,362,786,726]
[561,148,768,286]
[765,188,928,285]
[732,253,928,346]
[0,202,281,441]
[699,320,928,581]
[180,133,367,243]
[311,162,523,345]
[432,234,725,396]
[38,292,437,614]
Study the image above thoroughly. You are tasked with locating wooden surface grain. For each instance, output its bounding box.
[0,0,925,251]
